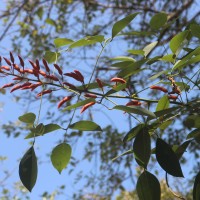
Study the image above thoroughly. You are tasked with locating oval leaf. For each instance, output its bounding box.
[193,171,200,200]
[169,30,189,55]
[156,138,184,177]
[150,12,167,30]
[133,127,151,168]
[51,143,72,174]
[18,113,36,124]
[156,95,169,112]
[44,51,60,63]
[113,105,156,118]
[69,120,102,131]
[19,146,37,192]
[136,171,161,200]
[143,41,158,57]
[54,38,74,48]
[112,13,140,38]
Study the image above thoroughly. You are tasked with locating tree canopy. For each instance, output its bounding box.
[0,0,200,199]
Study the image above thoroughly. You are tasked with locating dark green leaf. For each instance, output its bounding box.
[114,105,156,118]
[36,7,43,19]
[69,120,102,131]
[133,127,151,168]
[156,138,184,177]
[19,147,37,192]
[190,24,200,39]
[51,143,72,174]
[123,123,145,143]
[136,171,161,200]
[175,140,191,159]
[112,13,140,38]
[54,38,74,48]
[193,171,200,200]
[154,107,180,118]
[18,113,36,124]
[112,149,133,161]
[150,12,167,30]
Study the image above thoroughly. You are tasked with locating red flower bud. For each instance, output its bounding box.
[13,64,20,72]
[80,102,95,113]
[30,82,42,91]
[110,77,126,84]
[35,59,40,70]
[64,72,83,82]
[3,57,11,66]
[96,78,103,89]
[46,74,59,81]
[10,84,23,93]
[74,70,84,83]
[10,52,15,63]
[57,96,73,108]
[126,100,142,106]
[18,55,24,67]
[37,89,52,97]
[39,70,47,77]
[1,83,14,89]
[13,77,23,81]
[0,66,10,71]
[54,64,63,76]
[29,60,39,71]
[84,93,97,98]
[150,85,168,93]
[168,95,178,101]
[42,59,50,73]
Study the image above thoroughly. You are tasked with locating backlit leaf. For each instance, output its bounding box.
[112,13,140,38]
[150,12,167,30]
[18,113,36,124]
[69,120,102,131]
[44,51,60,63]
[143,41,158,57]
[156,95,169,112]
[51,143,71,174]
[54,38,74,48]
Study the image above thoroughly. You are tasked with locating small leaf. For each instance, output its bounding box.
[54,38,74,48]
[113,105,156,118]
[19,147,37,192]
[112,149,133,161]
[112,61,134,68]
[123,123,145,143]
[36,7,43,19]
[69,120,102,131]
[136,171,161,200]
[156,138,184,177]
[169,30,189,55]
[150,12,167,30]
[64,99,95,111]
[193,171,200,200]
[18,113,36,124]
[149,70,168,80]
[44,51,60,63]
[51,143,71,174]
[175,140,191,159]
[128,49,145,56]
[133,127,151,168]
[143,41,158,57]
[156,95,169,112]
[112,13,140,38]
[190,24,200,39]
[45,18,56,26]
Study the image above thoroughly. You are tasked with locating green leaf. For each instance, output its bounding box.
[54,38,74,48]
[169,30,189,55]
[150,12,167,30]
[160,54,175,62]
[136,171,161,200]
[175,140,191,159]
[19,147,37,192]
[104,83,127,96]
[156,138,184,177]
[112,61,134,68]
[113,105,156,118]
[112,149,133,161]
[133,127,151,168]
[123,123,145,143]
[187,129,200,139]
[128,49,145,56]
[64,99,96,111]
[143,41,158,57]
[118,59,147,78]
[36,7,43,19]
[69,35,104,48]
[51,143,71,174]
[44,51,60,63]
[45,18,57,26]
[190,24,200,39]
[110,56,135,62]
[159,120,172,130]
[69,120,102,131]
[156,95,169,112]
[18,113,36,124]
[154,107,180,118]
[193,171,200,200]
[112,13,140,38]
[149,70,169,80]
[25,124,61,139]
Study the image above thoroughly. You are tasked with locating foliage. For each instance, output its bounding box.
[0,0,200,199]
